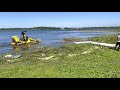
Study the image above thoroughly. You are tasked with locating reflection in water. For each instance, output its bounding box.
[12,44,31,52]
[26,44,30,48]
[13,46,20,52]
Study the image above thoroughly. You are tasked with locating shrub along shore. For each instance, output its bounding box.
[0,34,120,78]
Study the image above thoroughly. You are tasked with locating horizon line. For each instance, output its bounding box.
[0,26,120,29]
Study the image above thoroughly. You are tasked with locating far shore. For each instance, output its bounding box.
[0,26,120,32]
[0,28,119,33]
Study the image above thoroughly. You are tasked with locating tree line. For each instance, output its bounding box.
[0,26,120,30]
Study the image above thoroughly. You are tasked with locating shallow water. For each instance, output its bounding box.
[0,29,116,54]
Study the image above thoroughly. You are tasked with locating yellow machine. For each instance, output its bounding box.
[11,36,40,46]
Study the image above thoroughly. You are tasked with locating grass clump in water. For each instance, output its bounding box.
[63,37,82,42]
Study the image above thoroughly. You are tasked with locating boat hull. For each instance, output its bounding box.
[11,40,40,46]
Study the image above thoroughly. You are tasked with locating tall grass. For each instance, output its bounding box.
[90,34,117,44]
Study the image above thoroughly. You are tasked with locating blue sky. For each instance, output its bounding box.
[0,12,120,28]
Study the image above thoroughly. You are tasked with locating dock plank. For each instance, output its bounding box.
[73,41,115,47]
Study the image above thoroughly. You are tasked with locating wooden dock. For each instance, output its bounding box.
[73,41,116,47]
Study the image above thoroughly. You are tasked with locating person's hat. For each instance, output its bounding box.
[21,31,27,35]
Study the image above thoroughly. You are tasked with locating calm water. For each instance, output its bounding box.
[0,29,116,54]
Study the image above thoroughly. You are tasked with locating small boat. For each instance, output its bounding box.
[11,36,40,46]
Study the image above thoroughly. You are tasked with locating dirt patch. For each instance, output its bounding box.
[81,49,93,54]
[68,54,77,57]
[81,46,99,54]
[37,56,55,60]
[94,46,99,49]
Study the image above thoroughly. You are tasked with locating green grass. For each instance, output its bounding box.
[63,37,82,42]
[115,28,120,32]
[0,34,120,78]
[89,34,117,44]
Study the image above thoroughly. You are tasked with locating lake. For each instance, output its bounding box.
[0,29,116,54]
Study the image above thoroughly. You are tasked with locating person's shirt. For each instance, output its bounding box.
[117,35,120,42]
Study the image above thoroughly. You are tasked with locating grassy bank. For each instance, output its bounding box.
[89,34,117,44]
[0,34,120,78]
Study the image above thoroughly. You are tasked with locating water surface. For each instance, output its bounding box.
[0,29,116,54]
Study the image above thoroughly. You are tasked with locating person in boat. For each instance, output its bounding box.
[21,31,29,41]
[114,32,120,51]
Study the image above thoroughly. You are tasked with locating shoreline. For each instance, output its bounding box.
[0,32,116,55]
[0,33,117,57]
